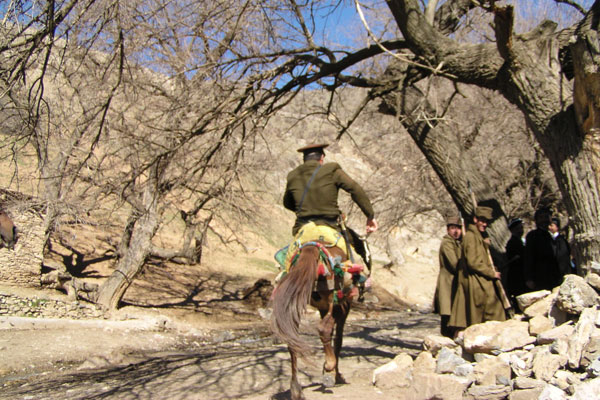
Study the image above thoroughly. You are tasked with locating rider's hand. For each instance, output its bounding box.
[366,218,378,233]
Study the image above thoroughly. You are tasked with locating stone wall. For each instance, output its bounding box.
[0,209,45,288]
[0,292,102,319]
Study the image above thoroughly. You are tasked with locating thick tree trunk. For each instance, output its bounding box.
[379,85,510,256]
[493,6,600,271]
[96,186,160,310]
[385,0,600,270]
[569,6,600,271]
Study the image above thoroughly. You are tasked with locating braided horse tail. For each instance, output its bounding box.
[271,245,320,356]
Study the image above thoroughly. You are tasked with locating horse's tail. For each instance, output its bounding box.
[271,245,319,357]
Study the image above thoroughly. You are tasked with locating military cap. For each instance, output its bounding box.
[446,216,461,226]
[508,218,523,229]
[296,143,329,153]
[475,206,493,220]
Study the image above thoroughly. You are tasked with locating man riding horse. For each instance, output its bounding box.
[283,143,378,264]
[273,142,378,399]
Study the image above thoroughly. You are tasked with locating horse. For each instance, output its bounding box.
[0,210,16,250]
[271,241,360,400]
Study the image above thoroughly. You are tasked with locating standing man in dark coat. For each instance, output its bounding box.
[283,143,378,237]
[549,217,574,278]
[524,208,562,291]
[505,218,527,300]
[435,215,462,337]
[449,206,506,329]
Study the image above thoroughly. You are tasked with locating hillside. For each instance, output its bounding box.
[0,77,556,312]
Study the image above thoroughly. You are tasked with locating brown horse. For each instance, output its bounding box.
[0,210,16,250]
[271,242,355,400]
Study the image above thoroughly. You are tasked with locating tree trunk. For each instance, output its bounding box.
[569,5,600,272]
[380,85,510,254]
[96,186,160,310]
[384,0,600,270]
[494,7,600,271]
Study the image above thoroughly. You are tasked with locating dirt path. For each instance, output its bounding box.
[0,308,439,400]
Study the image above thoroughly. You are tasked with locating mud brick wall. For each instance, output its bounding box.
[0,210,45,288]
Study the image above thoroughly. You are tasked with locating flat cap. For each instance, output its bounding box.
[296,143,329,153]
[475,206,493,220]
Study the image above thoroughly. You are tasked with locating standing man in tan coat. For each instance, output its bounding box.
[449,206,506,330]
[435,215,462,337]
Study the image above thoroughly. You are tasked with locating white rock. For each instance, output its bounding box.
[423,334,460,356]
[567,307,599,369]
[524,292,557,318]
[537,321,574,345]
[463,320,536,354]
[436,347,467,374]
[538,383,566,400]
[516,290,551,311]
[529,315,554,336]
[556,275,600,315]
[568,377,600,400]
[372,352,413,388]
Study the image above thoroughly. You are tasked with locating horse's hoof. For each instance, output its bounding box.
[322,372,335,388]
[291,392,306,400]
[335,373,347,384]
[291,379,304,400]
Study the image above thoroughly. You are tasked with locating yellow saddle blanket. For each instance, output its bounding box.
[284,222,354,272]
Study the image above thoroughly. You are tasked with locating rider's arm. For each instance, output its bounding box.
[283,184,296,211]
[333,165,375,220]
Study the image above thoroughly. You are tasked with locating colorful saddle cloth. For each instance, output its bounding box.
[280,222,351,272]
[273,222,367,302]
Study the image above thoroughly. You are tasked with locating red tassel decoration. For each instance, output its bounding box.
[317,263,326,276]
[347,265,363,274]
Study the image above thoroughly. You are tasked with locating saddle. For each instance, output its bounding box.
[274,222,368,302]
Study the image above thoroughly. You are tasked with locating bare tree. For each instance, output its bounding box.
[2,0,599,309]
[1,0,328,309]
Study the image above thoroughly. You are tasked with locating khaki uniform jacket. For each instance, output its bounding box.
[435,234,461,316]
[449,224,506,328]
[283,160,374,234]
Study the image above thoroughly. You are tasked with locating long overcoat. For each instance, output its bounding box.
[524,228,562,290]
[434,234,461,316]
[449,224,506,328]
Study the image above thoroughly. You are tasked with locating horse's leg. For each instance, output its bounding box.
[332,300,351,384]
[289,346,305,400]
[318,299,337,387]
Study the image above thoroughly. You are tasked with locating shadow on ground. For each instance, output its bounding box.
[1,311,439,400]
